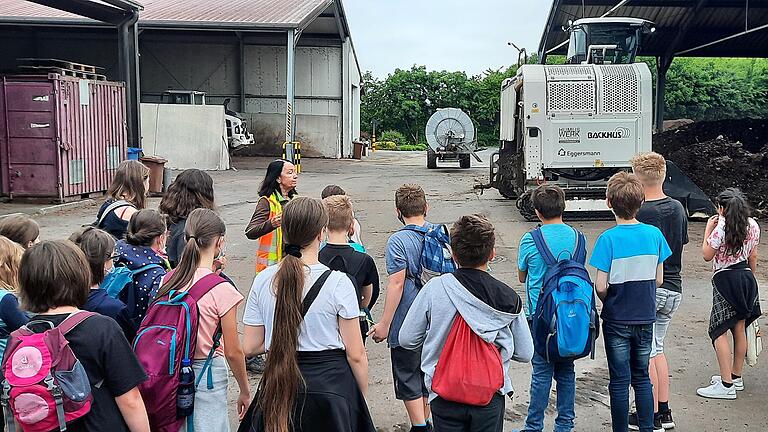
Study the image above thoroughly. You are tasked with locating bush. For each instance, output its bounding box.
[376,141,397,150]
[379,130,406,147]
[398,143,428,151]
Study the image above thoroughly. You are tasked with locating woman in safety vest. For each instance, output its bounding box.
[246,159,298,273]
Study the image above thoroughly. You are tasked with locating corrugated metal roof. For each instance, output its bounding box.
[0,0,332,28]
[540,0,768,58]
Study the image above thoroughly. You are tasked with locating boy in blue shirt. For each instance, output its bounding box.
[518,185,579,432]
[369,184,433,432]
[590,172,672,432]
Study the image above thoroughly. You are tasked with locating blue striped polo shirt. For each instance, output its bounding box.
[589,223,672,325]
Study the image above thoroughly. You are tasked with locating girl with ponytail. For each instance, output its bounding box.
[155,209,250,430]
[697,188,761,400]
[241,197,375,432]
[114,209,170,327]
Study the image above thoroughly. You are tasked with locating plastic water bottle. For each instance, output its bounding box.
[176,359,196,418]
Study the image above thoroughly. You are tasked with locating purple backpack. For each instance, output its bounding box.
[133,272,225,432]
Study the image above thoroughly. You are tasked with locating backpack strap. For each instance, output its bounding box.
[530,228,557,266]
[131,263,164,275]
[186,273,228,302]
[302,270,332,317]
[573,230,587,265]
[196,324,223,390]
[96,200,135,227]
[58,310,98,335]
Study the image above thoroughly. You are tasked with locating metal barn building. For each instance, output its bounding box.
[0,0,362,158]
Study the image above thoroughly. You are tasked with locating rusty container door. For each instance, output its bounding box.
[55,76,127,199]
[0,78,58,198]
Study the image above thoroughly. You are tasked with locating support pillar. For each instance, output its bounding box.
[285,28,296,144]
[237,32,246,112]
[655,57,671,133]
[118,12,141,148]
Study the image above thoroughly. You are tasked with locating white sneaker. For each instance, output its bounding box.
[697,380,737,400]
[710,375,744,391]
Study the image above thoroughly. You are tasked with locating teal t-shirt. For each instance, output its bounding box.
[518,224,579,317]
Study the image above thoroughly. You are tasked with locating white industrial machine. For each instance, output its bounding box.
[485,17,655,219]
[425,108,482,169]
[163,90,255,151]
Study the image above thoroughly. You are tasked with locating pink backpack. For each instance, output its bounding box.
[0,311,97,432]
[133,273,225,432]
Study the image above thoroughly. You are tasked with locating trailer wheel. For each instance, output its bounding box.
[459,154,471,169]
[427,149,437,169]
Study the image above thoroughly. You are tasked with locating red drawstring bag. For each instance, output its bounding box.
[431,313,504,406]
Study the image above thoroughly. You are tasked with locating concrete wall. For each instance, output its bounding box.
[141,103,230,170]
[241,112,339,158]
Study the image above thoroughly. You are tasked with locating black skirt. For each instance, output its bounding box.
[239,349,376,432]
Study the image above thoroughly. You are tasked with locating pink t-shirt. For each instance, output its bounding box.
[707,216,760,271]
[161,268,243,359]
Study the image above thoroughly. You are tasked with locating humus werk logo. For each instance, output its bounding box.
[587,126,631,139]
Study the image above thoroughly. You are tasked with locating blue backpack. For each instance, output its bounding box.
[402,224,456,288]
[101,264,165,299]
[530,227,599,363]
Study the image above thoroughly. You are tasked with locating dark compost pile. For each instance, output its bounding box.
[653,119,768,216]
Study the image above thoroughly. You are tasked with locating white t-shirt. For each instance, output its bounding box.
[707,216,760,271]
[243,262,359,352]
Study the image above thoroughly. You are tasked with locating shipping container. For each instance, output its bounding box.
[0,73,127,201]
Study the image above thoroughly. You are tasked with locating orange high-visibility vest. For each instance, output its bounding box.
[255,192,284,273]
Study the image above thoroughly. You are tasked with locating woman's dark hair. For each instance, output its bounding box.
[159,169,216,224]
[126,209,167,247]
[0,215,40,249]
[155,208,224,299]
[70,227,116,286]
[257,197,328,432]
[717,188,751,256]
[257,159,297,199]
[108,160,150,209]
[19,241,91,313]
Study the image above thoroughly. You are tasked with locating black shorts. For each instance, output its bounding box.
[390,346,428,401]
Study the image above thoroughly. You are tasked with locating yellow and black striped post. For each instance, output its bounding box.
[282,141,302,173]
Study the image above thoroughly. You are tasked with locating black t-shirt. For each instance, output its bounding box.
[27,313,147,432]
[319,244,380,307]
[636,197,689,292]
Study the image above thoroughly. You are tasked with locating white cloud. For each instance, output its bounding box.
[343,0,552,77]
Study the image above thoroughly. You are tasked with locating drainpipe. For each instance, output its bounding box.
[118,11,141,148]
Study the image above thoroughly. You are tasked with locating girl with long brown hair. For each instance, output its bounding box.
[159,169,216,268]
[697,188,761,400]
[96,160,150,239]
[242,197,374,432]
[154,209,250,431]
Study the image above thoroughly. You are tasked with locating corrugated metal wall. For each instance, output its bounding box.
[56,77,127,198]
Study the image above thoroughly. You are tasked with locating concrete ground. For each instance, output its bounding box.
[3,150,766,432]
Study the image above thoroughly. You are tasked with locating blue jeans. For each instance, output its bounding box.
[522,352,576,432]
[603,322,654,432]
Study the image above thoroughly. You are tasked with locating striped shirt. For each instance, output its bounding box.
[590,223,672,325]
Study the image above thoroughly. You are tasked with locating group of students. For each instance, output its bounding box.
[0,150,760,432]
[240,154,760,432]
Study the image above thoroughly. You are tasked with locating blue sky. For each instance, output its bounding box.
[343,0,552,78]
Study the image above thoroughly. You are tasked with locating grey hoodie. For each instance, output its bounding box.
[399,271,534,402]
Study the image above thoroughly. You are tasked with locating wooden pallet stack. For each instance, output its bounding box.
[17,58,106,81]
